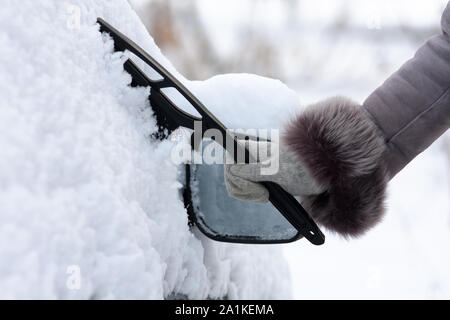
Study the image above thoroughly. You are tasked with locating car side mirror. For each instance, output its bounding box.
[183,141,303,244]
[97,17,324,245]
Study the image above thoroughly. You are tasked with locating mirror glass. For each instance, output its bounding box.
[188,141,300,243]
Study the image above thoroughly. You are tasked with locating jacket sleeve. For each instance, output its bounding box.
[363,2,450,179]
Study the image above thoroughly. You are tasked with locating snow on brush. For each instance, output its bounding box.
[0,0,292,299]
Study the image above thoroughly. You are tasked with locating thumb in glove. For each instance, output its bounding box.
[224,139,325,203]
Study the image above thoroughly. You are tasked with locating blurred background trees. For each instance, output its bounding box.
[130,0,443,97]
[132,0,281,79]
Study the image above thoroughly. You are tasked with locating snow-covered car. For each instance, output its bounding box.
[0,0,293,299]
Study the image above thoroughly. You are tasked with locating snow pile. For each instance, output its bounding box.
[192,73,300,129]
[0,0,291,299]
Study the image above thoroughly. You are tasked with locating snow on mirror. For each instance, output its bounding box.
[186,141,301,243]
[127,51,164,81]
[161,87,202,118]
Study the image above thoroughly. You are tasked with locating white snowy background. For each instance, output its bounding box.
[1,0,449,299]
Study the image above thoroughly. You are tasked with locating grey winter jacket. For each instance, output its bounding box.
[284,3,450,237]
[364,2,450,179]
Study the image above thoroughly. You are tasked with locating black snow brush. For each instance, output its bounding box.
[97,18,325,246]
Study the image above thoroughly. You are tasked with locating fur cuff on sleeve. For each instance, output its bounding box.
[283,96,388,237]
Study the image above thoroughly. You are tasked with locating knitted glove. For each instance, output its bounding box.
[224,140,325,203]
